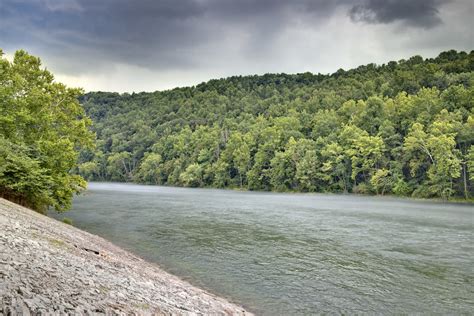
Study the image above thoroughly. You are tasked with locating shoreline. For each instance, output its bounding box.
[84,181,474,205]
[0,198,252,315]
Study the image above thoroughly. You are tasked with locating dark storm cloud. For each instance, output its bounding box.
[0,1,318,73]
[349,0,447,28]
[0,0,450,72]
[2,0,208,72]
[0,0,470,92]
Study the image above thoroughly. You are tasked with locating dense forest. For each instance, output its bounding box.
[78,50,474,199]
[2,49,470,214]
[77,50,474,200]
[1,49,473,210]
[0,50,94,212]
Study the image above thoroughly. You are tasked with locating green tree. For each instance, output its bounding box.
[404,121,461,198]
[180,163,203,187]
[320,142,350,192]
[340,125,385,187]
[0,50,94,212]
[468,146,474,181]
[370,169,394,195]
[78,161,99,181]
[136,153,163,184]
[107,151,135,181]
[295,149,320,191]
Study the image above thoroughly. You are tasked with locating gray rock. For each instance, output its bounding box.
[0,198,251,315]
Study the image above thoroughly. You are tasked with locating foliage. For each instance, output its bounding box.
[78,50,474,199]
[0,50,94,212]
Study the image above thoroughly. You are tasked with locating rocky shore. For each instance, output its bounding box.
[0,198,251,315]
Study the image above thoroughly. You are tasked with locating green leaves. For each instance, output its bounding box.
[76,49,474,199]
[135,153,163,184]
[468,146,474,181]
[179,163,203,187]
[404,118,462,198]
[0,50,94,212]
[370,169,393,195]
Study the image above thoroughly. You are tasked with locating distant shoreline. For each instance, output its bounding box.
[0,198,251,315]
[83,181,474,205]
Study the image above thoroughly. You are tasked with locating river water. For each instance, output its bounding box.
[52,182,474,314]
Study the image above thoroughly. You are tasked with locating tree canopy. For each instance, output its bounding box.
[0,50,94,212]
[74,49,473,199]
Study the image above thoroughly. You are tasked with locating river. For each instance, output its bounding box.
[51,182,474,314]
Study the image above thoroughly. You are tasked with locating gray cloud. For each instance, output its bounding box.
[0,0,471,92]
[1,0,348,73]
[349,0,447,28]
[43,0,84,12]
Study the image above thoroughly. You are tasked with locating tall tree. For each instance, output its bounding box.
[0,50,94,212]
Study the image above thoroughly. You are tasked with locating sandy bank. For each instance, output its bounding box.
[0,198,251,315]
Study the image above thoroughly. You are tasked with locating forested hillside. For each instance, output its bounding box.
[78,50,474,199]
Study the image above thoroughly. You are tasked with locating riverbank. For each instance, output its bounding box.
[85,181,474,204]
[0,198,251,315]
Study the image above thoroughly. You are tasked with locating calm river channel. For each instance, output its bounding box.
[52,182,474,314]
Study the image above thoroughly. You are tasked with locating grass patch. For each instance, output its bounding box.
[62,217,73,225]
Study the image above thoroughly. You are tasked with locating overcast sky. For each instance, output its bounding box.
[1,0,473,92]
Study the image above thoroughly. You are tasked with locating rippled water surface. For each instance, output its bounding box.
[53,182,474,314]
